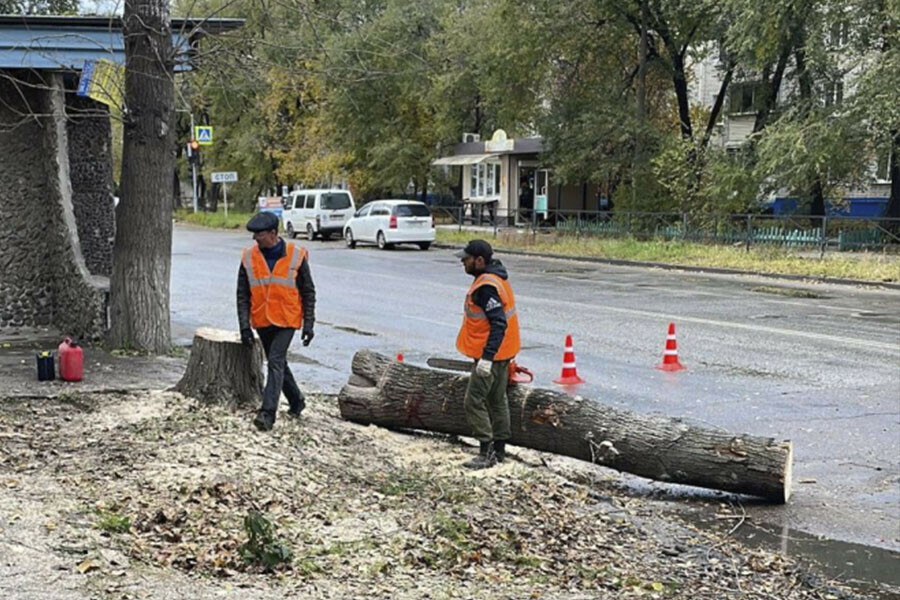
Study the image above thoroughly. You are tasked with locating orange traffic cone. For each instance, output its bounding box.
[656,322,685,371]
[553,334,585,385]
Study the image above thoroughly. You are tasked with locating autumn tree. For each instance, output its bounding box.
[107,0,176,352]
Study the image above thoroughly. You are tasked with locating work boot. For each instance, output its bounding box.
[494,441,506,463]
[253,411,274,432]
[288,394,306,418]
[463,441,497,470]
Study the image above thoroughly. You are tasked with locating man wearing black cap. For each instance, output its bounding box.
[455,239,521,469]
[237,211,316,431]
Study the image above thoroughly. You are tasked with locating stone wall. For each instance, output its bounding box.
[0,71,108,339]
[0,73,57,329]
[66,94,115,277]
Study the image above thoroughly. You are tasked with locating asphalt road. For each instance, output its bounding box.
[171,224,900,555]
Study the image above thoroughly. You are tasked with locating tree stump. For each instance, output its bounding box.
[338,350,793,503]
[175,328,264,406]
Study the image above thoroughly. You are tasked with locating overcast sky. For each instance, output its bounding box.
[79,0,123,15]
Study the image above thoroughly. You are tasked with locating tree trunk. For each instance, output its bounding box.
[175,328,264,406]
[753,45,791,135]
[670,52,693,141]
[338,351,793,503]
[107,0,175,353]
[208,181,220,213]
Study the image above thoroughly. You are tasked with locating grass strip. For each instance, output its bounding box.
[174,208,254,230]
[437,229,900,283]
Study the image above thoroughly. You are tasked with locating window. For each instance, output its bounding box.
[356,204,372,217]
[293,195,305,209]
[394,204,430,217]
[729,82,765,114]
[305,195,315,209]
[824,79,844,106]
[876,147,892,182]
[469,162,501,198]
[321,192,352,210]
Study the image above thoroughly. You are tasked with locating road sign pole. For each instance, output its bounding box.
[223,183,228,219]
[190,113,198,213]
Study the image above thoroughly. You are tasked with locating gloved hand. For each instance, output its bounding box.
[301,327,315,347]
[475,358,492,378]
[240,328,254,347]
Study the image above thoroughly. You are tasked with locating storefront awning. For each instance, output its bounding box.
[431,153,500,166]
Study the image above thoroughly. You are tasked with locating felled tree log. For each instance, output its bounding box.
[339,350,793,503]
[175,328,264,406]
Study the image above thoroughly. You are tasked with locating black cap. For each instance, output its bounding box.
[246,211,280,232]
[454,239,493,260]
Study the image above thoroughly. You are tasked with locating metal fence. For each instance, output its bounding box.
[431,205,900,254]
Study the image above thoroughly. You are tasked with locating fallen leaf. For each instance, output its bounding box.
[76,558,100,574]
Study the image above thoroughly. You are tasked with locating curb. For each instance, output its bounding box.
[432,243,900,291]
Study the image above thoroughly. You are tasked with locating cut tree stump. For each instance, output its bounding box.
[338,350,793,503]
[175,328,264,406]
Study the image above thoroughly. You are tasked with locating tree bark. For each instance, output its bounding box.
[175,328,264,406]
[107,0,175,353]
[338,351,793,503]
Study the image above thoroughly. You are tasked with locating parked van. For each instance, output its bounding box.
[282,189,356,240]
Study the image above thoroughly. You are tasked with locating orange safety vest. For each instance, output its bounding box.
[456,272,521,361]
[241,242,307,329]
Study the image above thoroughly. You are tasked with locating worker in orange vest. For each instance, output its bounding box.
[455,239,520,469]
[237,211,316,431]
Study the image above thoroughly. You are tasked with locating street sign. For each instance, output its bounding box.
[211,171,238,183]
[194,126,213,145]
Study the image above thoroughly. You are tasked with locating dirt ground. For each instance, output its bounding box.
[0,383,871,600]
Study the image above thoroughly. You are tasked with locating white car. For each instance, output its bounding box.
[282,189,356,240]
[343,199,436,250]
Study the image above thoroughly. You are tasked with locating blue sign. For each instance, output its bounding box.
[260,206,283,219]
[194,125,213,145]
[76,60,96,97]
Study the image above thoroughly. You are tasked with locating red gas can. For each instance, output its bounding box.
[58,337,84,382]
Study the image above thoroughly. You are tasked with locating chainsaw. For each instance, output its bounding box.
[426,357,535,385]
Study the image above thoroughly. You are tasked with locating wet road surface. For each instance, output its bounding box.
[171,224,900,561]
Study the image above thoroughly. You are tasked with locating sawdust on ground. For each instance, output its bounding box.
[0,391,866,600]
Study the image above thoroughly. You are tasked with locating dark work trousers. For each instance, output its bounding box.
[256,326,304,419]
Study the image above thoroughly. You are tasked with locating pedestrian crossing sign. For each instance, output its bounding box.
[194,126,213,146]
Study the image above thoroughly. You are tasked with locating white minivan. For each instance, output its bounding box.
[282,189,356,241]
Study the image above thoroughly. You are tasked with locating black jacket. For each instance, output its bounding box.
[470,260,509,361]
[237,241,316,332]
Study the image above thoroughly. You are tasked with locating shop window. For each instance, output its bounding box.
[469,163,501,199]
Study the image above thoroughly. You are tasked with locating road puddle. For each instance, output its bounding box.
[679,511,900,599]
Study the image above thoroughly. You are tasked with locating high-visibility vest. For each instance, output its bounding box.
[242,242,307,329]
[456,272,520,361]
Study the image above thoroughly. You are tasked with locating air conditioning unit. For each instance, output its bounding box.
[462,132,480,143]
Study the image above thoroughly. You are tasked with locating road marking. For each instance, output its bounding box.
[552,276,856,313]
[317,264,899,353]
[404,315,457,328]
